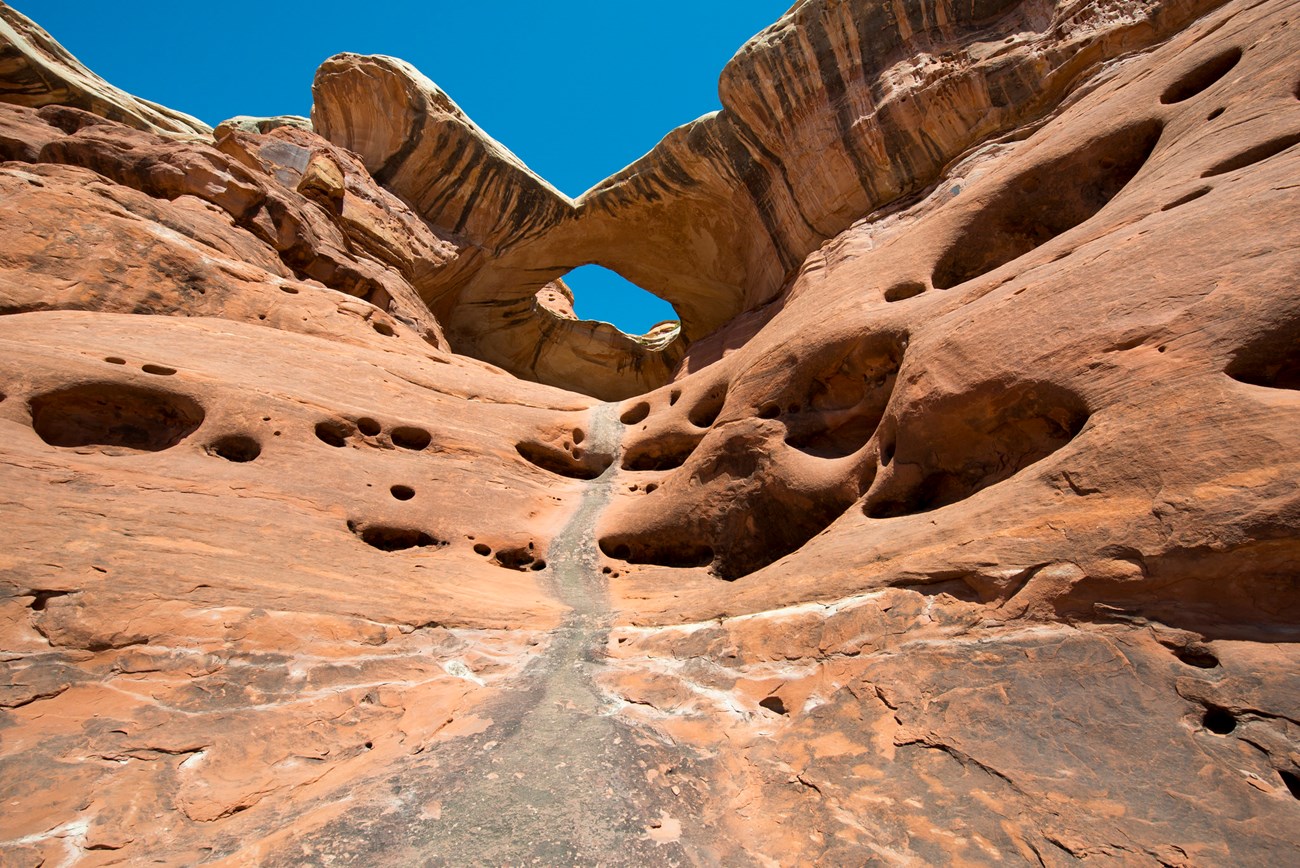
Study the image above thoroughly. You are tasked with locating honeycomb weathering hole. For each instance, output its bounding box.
[205,434,261,463]
[866,381,1090,518]
[598,536,715,570]
[1202,132,1300,177]
[493,546,544,571]
[352,523,442,552]
[516,440,612,480]
[884,281,926,302]
[391,426,431,450]
[1160,47,1242,104]
[1226,320,1300,390]
[29,383,205,452]
[782,336,905,459]
[621,431,704,471]
[315,419,353,447]
[620,402,650,425]
[1161,187,1211,211]
[931,119,1163,290]
[1202,705,1237,735]
[687,388,727,428]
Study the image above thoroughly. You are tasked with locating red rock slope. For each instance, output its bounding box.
[1,0,1298,864]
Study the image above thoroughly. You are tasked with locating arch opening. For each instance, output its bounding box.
[563,265,679,337]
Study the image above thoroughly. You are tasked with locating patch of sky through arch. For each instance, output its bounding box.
[563,266,678,335]
[18,0,793,334]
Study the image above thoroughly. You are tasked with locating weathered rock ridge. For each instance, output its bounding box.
[2,0,1299,864]
[313,0,1234,398]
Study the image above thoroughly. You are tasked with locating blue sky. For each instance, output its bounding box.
[16,1,792,334]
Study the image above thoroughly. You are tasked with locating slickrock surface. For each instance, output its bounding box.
[3,0,1300,864]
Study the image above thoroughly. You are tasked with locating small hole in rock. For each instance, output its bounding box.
[142,364,176,376]
[258,314,267,321]
[357,417,381,437]
[315,420,352,447]
[620,402,650,425]
[29,590,71,611]
[517,440,611,480]
[1202,706,1236,734]
[1161,48,1242,103]
[1203,132,1300,177]
[390,485,415,501]
[688,388,727,428]
[280,285,300,294]
[1161,187,1211,211]
[364,741,373,750]
[206,434,261,463]
[1280,770,1300,800]
[572,428,585,445]
[758,403,781,420]
[104,357,126,365]
[391,426,431,450]
[473,543,491,556]
[493,547,538,571]
[759,696,788,715]
[884,280,926,302]
[644,483,658,494]
[1206,106,1225,121]
[373,321,396,337]
[1169,644,1219,668]
[669,389,681,406]
[355,525,441,552]
[531,560,547,571]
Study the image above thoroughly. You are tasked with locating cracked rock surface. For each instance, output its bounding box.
[2,0,1299,864]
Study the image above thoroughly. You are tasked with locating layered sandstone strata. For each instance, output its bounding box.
[312,0,1232,398]
[2,0,1299,864]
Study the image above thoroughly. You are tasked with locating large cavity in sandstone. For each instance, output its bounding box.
[28,382,205,451]
[931,120,1164,290]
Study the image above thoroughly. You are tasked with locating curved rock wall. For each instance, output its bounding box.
[2,0,1299,864]
[313,0,1230,398]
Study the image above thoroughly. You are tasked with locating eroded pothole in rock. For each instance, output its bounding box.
[28,382,205,452]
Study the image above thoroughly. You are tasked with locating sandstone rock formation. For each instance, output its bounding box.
[2,0,1300,864]
[0,2,209,138]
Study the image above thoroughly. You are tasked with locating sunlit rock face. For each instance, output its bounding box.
[2,0,1300,864]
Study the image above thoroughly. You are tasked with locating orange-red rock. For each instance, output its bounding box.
[2,0,1300,864]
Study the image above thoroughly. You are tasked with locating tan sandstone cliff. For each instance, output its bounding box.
[1,0,1299,864]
